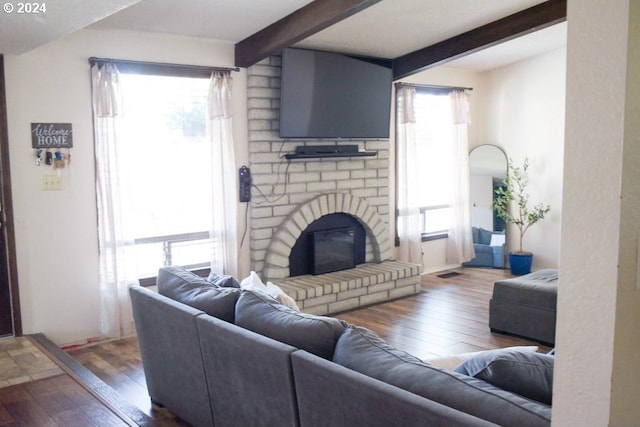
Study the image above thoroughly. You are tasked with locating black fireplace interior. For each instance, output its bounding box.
[289,213,366,277]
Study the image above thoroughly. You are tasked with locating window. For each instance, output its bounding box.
[413,91,454,236]
[116,73,214,278]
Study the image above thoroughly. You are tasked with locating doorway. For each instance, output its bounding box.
[0,54,21,337]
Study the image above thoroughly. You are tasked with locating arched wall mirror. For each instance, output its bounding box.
[465,144,508,269]
[469,144,507,232]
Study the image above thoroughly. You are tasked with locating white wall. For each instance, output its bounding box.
[555,1,640,424]
[478,48,566,269]
[5,29,250,345]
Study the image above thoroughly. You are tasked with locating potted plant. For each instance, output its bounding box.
[492,158,550,275]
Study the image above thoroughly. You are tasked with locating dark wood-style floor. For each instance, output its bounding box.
[66,267,550,426]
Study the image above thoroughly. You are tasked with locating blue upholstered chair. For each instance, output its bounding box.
[463,227,505,268]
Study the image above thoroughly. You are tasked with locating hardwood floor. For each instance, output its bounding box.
[66,267,550,426]
[0,374,131,427]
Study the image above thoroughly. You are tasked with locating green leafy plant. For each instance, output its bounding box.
[492,158,551,254]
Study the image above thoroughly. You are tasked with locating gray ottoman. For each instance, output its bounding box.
[489,269,558,345]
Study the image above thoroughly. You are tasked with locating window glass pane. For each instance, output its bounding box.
[423,207,451,234]
[118,74,213,276]
[413,92,454,233]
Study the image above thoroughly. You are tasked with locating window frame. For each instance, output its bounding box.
[90,58,238,285]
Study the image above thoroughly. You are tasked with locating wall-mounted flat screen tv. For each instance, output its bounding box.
[280,48,392,139]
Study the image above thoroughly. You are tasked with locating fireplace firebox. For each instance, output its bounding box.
[312,227,355,275]
[289,213,365,277]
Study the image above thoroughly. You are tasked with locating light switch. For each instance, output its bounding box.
[42,175,63,191]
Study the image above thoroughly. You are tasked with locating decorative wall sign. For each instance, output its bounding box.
[31,123,73,148]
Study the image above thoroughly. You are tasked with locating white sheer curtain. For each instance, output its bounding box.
[208,71,239,277]
[396,85,424,265]
[446,90,475,264]
[92,63,138,339]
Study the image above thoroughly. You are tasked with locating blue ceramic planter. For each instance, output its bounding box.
[509,252,533,275]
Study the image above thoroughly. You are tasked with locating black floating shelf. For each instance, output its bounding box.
[284,151,377,160]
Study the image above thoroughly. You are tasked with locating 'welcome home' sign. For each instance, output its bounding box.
[31,123,73,148]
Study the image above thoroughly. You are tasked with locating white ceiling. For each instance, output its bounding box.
[0,0,566,72]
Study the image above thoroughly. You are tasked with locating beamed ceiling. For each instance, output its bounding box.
[0,0,567,78]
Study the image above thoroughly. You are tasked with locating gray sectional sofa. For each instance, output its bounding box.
[129,266,553,427]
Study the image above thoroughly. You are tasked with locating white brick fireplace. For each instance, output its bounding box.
[246,56,422,313]
[247,55,392,278]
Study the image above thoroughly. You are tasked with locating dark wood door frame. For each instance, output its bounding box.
[0,54,22,337]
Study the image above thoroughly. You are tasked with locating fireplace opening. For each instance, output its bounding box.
[312,227,355,275]
[289,213,365,277]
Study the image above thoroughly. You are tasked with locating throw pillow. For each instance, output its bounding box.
[157,266,240,323]
[424,346,538,370]
[333,325,551,425]
[453,348,554,404]
[207,271,241,288]
[234,290,346,359]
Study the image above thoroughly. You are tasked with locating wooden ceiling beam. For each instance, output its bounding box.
[235,0,382,68]
[392,0,567,80]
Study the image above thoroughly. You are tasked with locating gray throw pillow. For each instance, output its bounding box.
[207,271,240,288]
[235,290,346,359]
[333,325,551,426]
[454,348,554,404]
[157,266,239,323]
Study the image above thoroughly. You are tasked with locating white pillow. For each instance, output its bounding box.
[240,271,300,311]
[423,346,539,370]
[489,233,506,247]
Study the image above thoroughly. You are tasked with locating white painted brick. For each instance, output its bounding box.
[337,160,365,170]
[328,298,361,313]
[251,206,273,219]
[365,159,388,169]
[250,64,280,78]
[251,227,273,240]
[248,130,279,142]
[366,178,390,188]
[300,204,315,224]
[327,193,336,212]
[249,163,272,174]
[253,216,286,229]
[337,179,365,190]
[249,109,279,120]
[306,161,338,172]
[303,305,329,316]
[253,174,280,185]
[249,120,271,131]
[289,192,313,205]
[321,171,350,181]
[248,75,270,88]
[251,239,271,251]
[389,285,420,299]
[247,87,280,99]
[248,98,271,109]
[289,172,321,183]
[319,195,329,216]
[273,205,295,217]
[251,152,281,163]
[309,198,322,219]
[360,291,389,306]
[307,181,337,192]
[351,169,377,179]
[364,140,389,150]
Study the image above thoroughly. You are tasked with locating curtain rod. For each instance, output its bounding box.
[88,57,240,73]
[395,82,473,92]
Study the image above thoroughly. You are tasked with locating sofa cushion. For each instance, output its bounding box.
[454,349,554,405]
[333,325,551,427]
[157,266,239,323]
[478,227,493,245]
[235,290,346,359]
[207,271,241,288]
